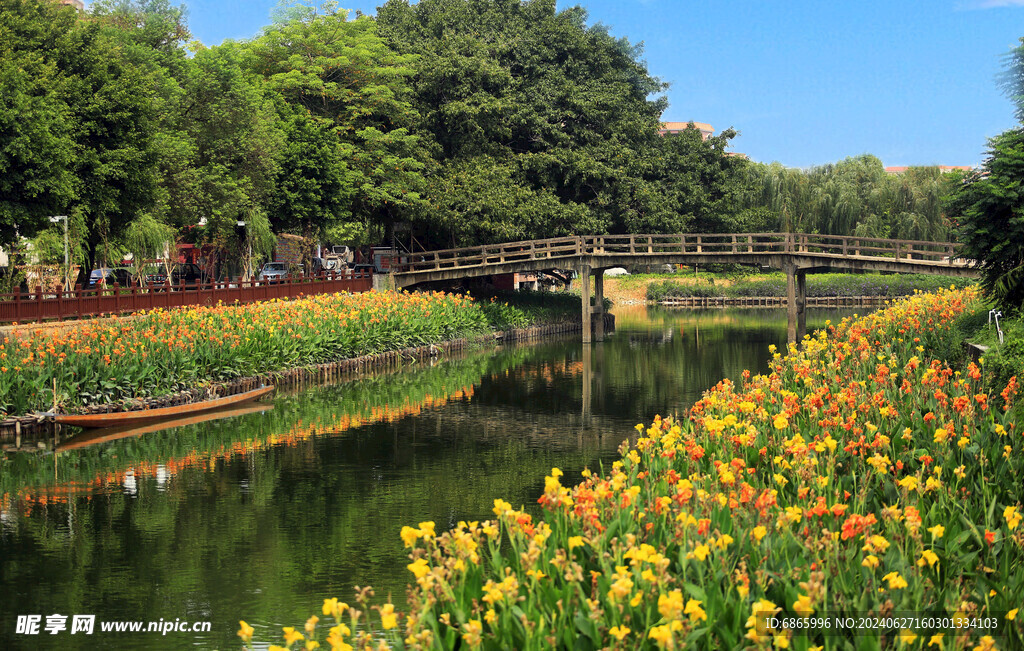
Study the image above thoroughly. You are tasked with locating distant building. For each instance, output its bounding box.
[56,0,84,10]
[659,121,714,140]
[884,165,972,175]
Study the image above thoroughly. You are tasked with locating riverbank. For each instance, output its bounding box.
[246,286,1024,650]
[601,271,975,305]
[0,290,597,430]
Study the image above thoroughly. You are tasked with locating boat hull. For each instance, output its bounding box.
[54,386,275,429]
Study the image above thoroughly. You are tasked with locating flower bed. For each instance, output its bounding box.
[0,291,516,417]
[242,287,1023,650]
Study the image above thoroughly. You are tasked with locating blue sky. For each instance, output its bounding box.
[178,0,1024,168]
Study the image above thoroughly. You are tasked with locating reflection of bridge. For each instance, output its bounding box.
[394,233,977,343]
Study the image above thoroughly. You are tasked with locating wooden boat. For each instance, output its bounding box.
[52,385,275,429]
[57,402,274,451]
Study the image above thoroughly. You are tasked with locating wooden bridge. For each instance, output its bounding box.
[393,232,977,343]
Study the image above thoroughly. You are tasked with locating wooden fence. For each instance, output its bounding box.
[0,271,372,324]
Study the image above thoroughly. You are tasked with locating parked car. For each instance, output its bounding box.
[146,263,209,287]
[258,262,304,283]
[87,267,133,288]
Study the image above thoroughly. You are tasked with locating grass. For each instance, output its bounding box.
[645,273,975,302]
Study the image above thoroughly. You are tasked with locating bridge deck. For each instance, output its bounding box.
[394,233,976,287]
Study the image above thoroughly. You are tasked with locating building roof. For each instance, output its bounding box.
[885,165,972,174]
[660,121,714,133]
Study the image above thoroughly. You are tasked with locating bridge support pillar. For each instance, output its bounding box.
[797,270,807,341]
[593,269,605,343]
[580,262,592,344]
[786,264,807,344]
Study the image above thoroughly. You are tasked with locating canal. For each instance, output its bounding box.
[0,306,855,649]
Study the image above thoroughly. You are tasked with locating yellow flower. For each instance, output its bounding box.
[862,555,880,569]
[684,599,707,623]
[793,594,814,618]
[568,536,584,550]
[658,590,684,619]
[973,636,997,651]
[899,629,918,645]
[1006,608,1017,621]
[648,624,673,648]
[462,619,483,648]
[237,620,254,643]
[752,525,768,542]
[484,609,497,625]
[688,544,710,561]
[400,526,420,547]
[407,558,430,579]
[917,549,940,569]
[928,633,944,648]
[882,571,908,589]
[898,476,919,492]
[305,615,319,635]
[629,593,643,607]
[282,627,305,645]
[927,524,945,539]
[380,603,397,630]
[1004,506,1021,531]
[773,414,789,430]
[609,625,631,641]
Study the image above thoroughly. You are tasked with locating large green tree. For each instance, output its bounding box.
[0,0,78,268]
[946,37,1024,309]
[244,2,427,253]
[377,0,686,247]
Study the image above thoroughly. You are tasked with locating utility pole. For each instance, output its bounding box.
[49,215,69,290]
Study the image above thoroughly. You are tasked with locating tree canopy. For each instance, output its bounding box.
[945,37,1024,310]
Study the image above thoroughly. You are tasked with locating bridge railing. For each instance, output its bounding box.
[399,236,584,273]
[394,233,966,274]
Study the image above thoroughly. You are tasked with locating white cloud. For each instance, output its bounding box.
[962,0,1024,8]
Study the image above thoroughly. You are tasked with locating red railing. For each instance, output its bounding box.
[0,271,373,324]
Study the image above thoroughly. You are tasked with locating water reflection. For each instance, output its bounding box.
[0,306,854,649]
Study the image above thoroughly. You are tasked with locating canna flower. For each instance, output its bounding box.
[238,620,254,643]
[793,594,814,618]
[1004,506,1021,531]
[687,544,710,561]
[379,603,397,630]
[282,627,304,645]
[462,619,483,648]
[658,590,684,619]
[927,524,945,539]
[609,625,631,641]
[917,549,940,569]
[407,558,430,579]
[882,572,908,589]
[684,599,707,623]
[648,624,674,649]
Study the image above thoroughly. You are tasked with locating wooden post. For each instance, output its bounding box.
[580,261,592,344]
[593,269,605,343]
[797,270,807,341]
[786,263,797,344]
